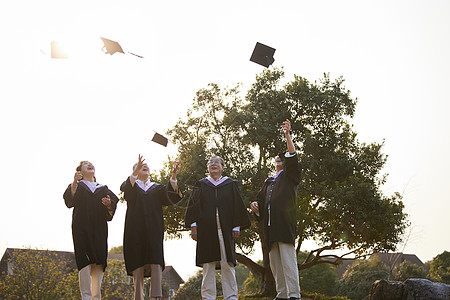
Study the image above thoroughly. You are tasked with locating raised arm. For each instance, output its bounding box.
[170,160,181,195]
[130,154,146,187]
[282,119,302,183]
[281,119,295,154]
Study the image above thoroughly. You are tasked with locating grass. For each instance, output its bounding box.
[215,292,349,300]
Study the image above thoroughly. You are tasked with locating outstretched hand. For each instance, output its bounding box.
[134,154,146,176]
[282,119,296,154]
[281,119,291,135]
[171,160,181,180]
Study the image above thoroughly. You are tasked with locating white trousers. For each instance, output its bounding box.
[79,264,104,300]
[132,264,163,300]
[269,242,301,299]
[202,229,238,300]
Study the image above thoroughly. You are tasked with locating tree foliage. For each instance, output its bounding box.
[108,245,123,254]
[159,68,409,295]
[428,251,450,284]
[337,256,389,300]
[297,252,338,296]
[101,259,134,300]
[0,248,78,299]
[392,260,428,281]
[173,270,223,300]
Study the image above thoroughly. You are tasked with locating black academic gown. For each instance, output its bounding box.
[63,182,118,271]
[121,178,182,276]
[256,154,302,247]
[185,177,251,267]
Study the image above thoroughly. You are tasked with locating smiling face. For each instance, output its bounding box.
[207,156,224,178]
[79,161,95,178]
[135,163,150,181]
[274,155,283,171]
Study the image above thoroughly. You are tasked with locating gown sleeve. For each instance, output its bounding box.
[104,186,118,221]
[162,180,183,206]
[63,184,76,208]
[285,153,302,185]
[185,181,201,228]
[120,177,136,204]
[231,182,251,230]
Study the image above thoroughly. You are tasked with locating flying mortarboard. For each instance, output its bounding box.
[100,37,125,55]
[100,37,143,58]
[250,42,276,68]
[51,40,69,59]
[151,132,169,147]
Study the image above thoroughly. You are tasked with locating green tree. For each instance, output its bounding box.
[235,262,250,290]
[160,68,408,296]
[0,248,78,299]
[392,260,428,281]
[101,259,134,300]
[243,260,264,295]
[142,278,171,300]
[428,251,450,284]
[173,270,223,300]
[297,252,338,296]
[337,256,389,300]
[109,245,123,254]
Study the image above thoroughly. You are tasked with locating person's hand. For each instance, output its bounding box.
[250,201,259,213]
[172,160,181,179]
[71,171,82,196]
[73,171,83,183]
[281,119,291,135]
[134,154,145,176]
[102,195,112,208]
[232,230,240,240]
[191,226,197,241]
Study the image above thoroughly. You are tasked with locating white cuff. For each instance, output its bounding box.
[284,151,297,158]
[232,226,240,232]
[130,174,137,186]
[191,222,197,227]
[169,178,178,191]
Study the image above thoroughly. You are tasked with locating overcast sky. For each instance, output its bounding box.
[1,0,449,280]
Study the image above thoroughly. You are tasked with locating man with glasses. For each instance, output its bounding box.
[185,155,251,300]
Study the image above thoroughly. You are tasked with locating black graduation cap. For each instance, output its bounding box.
[151,132,169,147]
[250,42,275,68]
[51,40,68,59]
[100,37,144,58]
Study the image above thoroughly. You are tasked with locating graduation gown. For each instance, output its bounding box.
[121,177,182,276]
[63,181,118,271]
[256,154,302,247]
[185,177,251,267]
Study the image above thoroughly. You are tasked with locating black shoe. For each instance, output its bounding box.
[274,298,288,300]
[289,297,300,300]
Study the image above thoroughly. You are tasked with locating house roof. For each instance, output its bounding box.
[0,248,77,276]
[163,266,184,283]
[329,252,424,278]
[108,253,124,261]
[1,247,185,289]
[373,252,424,269]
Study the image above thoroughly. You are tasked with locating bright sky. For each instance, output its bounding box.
[1,0,449,281]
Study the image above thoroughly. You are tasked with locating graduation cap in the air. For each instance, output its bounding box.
[51,40,69,59]
[100,37,125,55]
[100,37,143,58]
[250,42,276,68]
[151,132,169,147]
